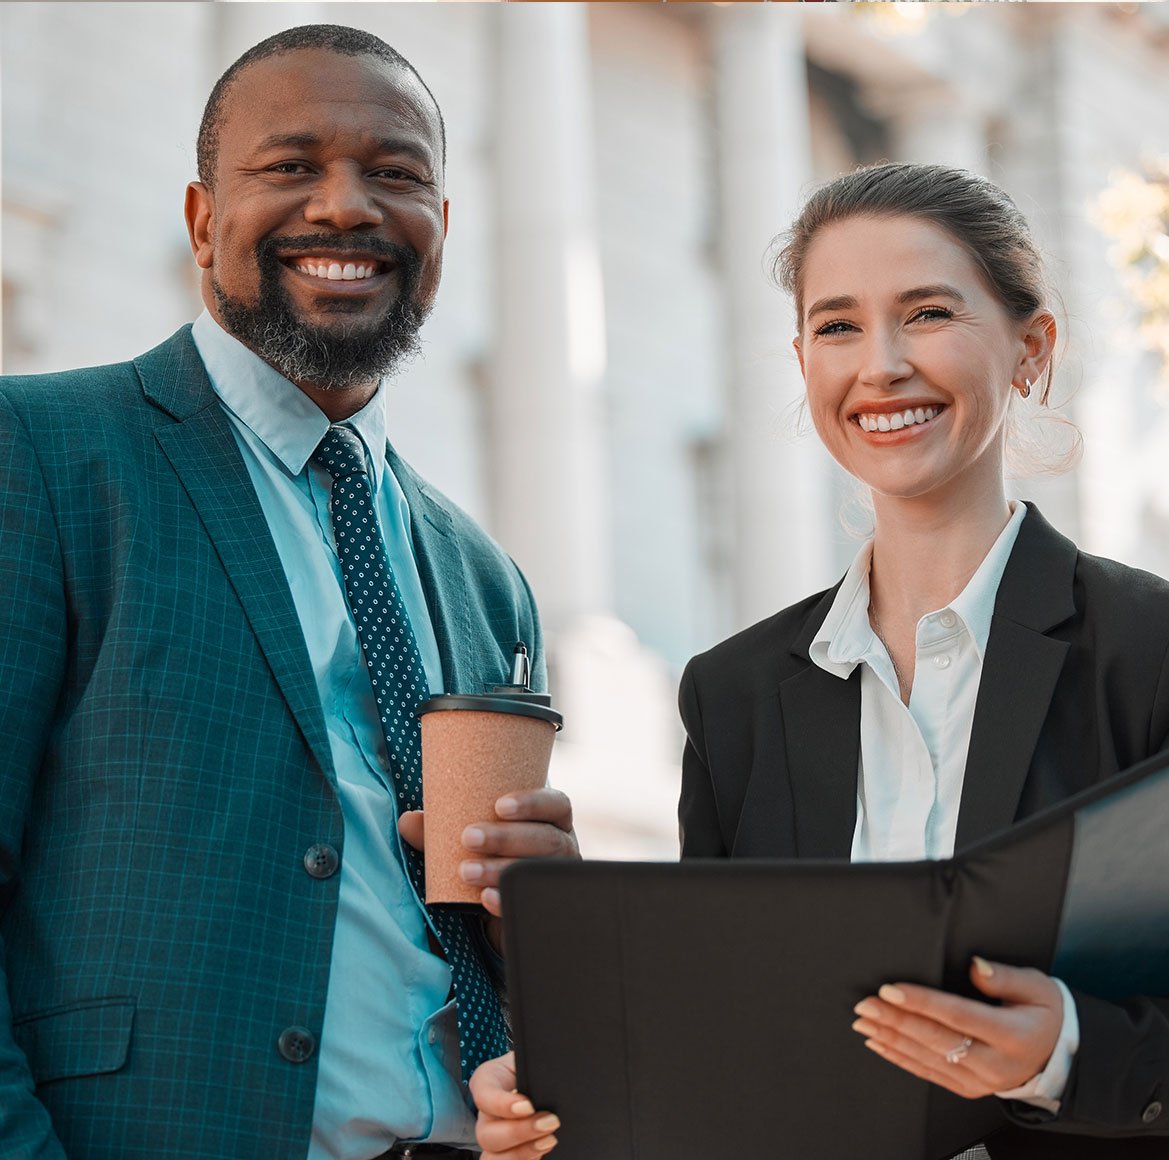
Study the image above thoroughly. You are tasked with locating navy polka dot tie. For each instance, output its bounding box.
[313,424,508,1083]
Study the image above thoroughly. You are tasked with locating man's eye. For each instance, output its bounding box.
[375,167,422,182]
[269,162,311,175]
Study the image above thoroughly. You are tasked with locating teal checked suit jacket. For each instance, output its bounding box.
[0,327,545,1159]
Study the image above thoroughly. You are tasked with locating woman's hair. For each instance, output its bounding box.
[774,162,1080,478]
[774,162,1057,402]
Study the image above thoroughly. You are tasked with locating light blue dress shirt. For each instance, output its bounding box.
[191,312,476,1157]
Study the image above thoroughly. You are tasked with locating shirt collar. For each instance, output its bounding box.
[190,310,388,487]
[809,540,876,679]
[809,501,1029,677]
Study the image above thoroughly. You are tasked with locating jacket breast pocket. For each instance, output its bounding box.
[12,996,135,1084]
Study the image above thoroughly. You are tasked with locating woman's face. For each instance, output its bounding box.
[795,214,1049,506]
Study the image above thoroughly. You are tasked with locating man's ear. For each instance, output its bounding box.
[185,181,215,270]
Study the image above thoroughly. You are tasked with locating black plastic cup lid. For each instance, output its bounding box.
[417,693,563,730]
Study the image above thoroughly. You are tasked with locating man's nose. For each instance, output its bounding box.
[302,167,385,231]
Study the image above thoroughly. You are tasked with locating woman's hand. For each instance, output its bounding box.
[471,1051,560,1159]
[850,956,1064,1098]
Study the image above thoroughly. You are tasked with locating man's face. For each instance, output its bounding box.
[185,48,448,392]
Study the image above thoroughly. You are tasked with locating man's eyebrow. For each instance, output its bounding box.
[805,285,967,320]
[252,132,435,168]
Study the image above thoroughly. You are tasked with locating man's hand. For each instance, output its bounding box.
[850,957,1064,1098]
[471,1051,560,1159]
[398,787,579,919]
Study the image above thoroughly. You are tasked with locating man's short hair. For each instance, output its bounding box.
[196,23,447,188]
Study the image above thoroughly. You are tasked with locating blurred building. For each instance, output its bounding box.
[5,1,1169,858]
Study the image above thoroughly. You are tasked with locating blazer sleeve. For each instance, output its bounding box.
[1008,636,1169,1139]
[677,657,728,858]
[0,393,70,1158]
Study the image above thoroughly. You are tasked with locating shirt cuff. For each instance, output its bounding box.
[994,977,1079,1115]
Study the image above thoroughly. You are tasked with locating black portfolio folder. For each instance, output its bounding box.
[500,751,1169,1160]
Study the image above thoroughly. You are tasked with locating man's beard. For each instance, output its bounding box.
[212,235,429,391]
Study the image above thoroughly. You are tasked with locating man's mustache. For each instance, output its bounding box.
[256,234,419,267]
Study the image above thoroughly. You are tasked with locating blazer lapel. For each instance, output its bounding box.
[780,666,862,857]
[387,446,476,694]
[780,586,862,858]
[135,329,334,783]
[955,505,1078,849]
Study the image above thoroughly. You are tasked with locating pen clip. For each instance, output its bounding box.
[510,642,531,691]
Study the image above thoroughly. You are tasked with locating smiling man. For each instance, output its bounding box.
[0,24,575,1160]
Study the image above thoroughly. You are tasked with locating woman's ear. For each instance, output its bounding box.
[1015,310,1057,396]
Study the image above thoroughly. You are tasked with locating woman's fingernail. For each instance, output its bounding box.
[534,1136,558,1153]
[496,796,520,817]
[459,861,484,883]
[510,1098,535,1116]
[973,955,995,978]
[865,1039,889,1057]
[853,999,879,1019]
[535,1115,560,1132]
[878,984,906,1005]
[852,1018,877,1037]
[462,826,486,849]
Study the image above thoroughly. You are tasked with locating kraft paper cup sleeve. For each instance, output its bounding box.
[419,695,561,907]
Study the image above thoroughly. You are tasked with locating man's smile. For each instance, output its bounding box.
[286,256,388,281]
[277,251,398,294]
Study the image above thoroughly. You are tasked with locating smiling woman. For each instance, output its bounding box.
[473,164,1169,1160]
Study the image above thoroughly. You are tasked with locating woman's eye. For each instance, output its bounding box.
[813,319,856,337]
[911,306,953,323]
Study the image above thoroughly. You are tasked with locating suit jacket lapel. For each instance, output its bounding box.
[387,446,476,694]
[135,329,335,783]
[955,504,1078,849]
[780,586,862,858]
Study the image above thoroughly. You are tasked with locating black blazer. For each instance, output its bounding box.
[679,504,1169,1157]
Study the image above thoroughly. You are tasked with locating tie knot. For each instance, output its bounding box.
[313,425,367,480]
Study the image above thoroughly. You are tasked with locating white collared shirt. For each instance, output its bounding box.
[809,503,1077,1112]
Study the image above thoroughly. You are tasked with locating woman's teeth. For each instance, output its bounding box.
[857,406,941,433]
[292,259,380,281]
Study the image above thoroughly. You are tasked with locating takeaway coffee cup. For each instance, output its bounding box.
[417,690,563,907]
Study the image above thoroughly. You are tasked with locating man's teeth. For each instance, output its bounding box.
[292,259,380,281]
[857,406,940,433]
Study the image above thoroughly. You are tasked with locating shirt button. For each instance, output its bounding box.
[427,1027,439,1046]
[1142,1100,1163,1124]
[277,1026,316,1063]
[932,654,952,670]
[939,611,957,628]
[303,844,340,879]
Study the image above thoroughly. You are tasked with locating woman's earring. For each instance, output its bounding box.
[1019,378,1032,400]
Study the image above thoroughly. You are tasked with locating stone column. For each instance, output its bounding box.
[490,3,612,634]
[712,6,836,629]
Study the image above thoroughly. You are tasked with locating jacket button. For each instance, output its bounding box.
[304,844,339,879]
[1142,1100,1163,1124]
[277,1026,316,1063]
